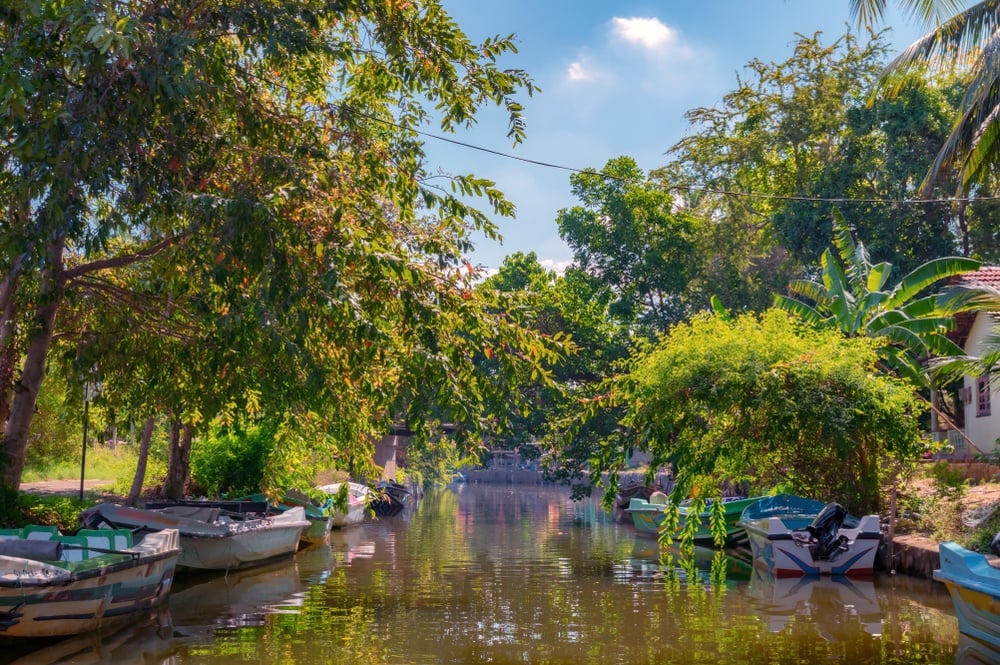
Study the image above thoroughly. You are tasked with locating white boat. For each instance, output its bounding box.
[935,541,1000,651]
[0,524,180,637]
[739,494,882,577]
[81,502,309,571]
[315,482,369,527]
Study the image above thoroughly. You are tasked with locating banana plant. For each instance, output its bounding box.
[773,210,980,386]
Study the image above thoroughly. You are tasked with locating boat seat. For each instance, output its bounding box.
[56,535,88,562]
[0,528,22,541]
[77,528,132,551]
[23,525,59,541]
[75,530,112,554]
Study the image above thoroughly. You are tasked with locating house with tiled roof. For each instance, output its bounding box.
[937,266,1000,458]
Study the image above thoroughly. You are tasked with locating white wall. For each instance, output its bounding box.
[960,312,1000,457]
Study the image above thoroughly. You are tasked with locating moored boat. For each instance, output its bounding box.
[934,540,1000,650]
[0,525,180,637]
[80,501,309,571]
[677,495,767,546]
[235,492,333,546]
[315,481,369,527]
[738,494,881,577]
[626,493,764,546]
[625,493,668,535]
[370,481,412,518]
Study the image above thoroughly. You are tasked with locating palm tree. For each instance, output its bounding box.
[852,1,1000,193]
[773,211,981,386]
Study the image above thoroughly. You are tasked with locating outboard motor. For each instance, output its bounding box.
[791,502,850,561]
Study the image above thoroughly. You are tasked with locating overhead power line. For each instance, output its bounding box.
[334,103,1000,207]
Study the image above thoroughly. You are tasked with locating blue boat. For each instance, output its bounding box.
[935,541,1000,650]
[739,494,881,577]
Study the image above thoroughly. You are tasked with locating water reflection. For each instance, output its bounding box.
[748,568,883,640]
[0,485,967,664]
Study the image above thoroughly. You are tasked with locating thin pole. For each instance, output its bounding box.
[80,386,89,501]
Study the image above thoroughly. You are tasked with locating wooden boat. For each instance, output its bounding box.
[0,524,180,637]
[625,493,765,546]
[624,493,668,535]
[80,501,309,571]
[934,541,1000,650]
[677,496,767,546]
[738,494,881,577]
[370,481,412,518]
[315,481,369,527]
[234,492,333,545]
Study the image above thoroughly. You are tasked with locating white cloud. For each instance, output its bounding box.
[611,17,675,50]
[566,61,592,81]
[540,258,572,275]
[609,17,693,59]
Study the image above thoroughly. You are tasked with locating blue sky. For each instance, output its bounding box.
[425,1,934,273]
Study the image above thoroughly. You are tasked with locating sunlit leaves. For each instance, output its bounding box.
[577,309,925,515]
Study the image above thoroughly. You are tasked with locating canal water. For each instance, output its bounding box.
[4,484,973,664]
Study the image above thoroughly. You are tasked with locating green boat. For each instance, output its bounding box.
[678,496,766,546]
[236,493,333,546]
[626,495,766,546]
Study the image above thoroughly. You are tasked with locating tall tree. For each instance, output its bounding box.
[556,157,699,334]
[0,1,549,490]
[480,253,627,490]
[659,29,999,312]
[852,1,1000,193]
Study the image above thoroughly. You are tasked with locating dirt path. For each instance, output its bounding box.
[20,479,115,496]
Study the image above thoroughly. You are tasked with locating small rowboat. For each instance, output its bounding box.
[0,524,180,637]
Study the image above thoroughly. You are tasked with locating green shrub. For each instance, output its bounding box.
[190,424,274,497]
[0,488,92,532]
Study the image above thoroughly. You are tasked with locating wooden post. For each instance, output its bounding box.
[888,480,897,574]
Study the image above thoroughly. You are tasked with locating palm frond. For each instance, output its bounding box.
[880,1,1000,88]
[929,354,982,385]
[772,294,826,327]
[866,261,893,293]
[852,0,967,31]
[785,279,830,304]
[821,248,852,326]
[937,283,1000,313]
[885,257,981,309]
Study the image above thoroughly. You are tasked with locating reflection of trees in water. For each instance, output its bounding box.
[101,486,960,664]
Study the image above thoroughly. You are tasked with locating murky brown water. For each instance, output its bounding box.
[3,485,969,664]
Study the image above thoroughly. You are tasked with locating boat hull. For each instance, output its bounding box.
[81,504,309,571]
[0,529,180,638]
[677,496,765,545]
[235,493,333,546]
[625,498,665,535]
[627,495,765,546]
[740,495,881,577]
[316,482,369,528]
[935,541,1000,650]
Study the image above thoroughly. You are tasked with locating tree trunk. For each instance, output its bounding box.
[1,238,64,490]
[127,416,156,507]
[0,253,28,430]
[165,421,192,499]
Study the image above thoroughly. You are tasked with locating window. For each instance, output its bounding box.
[977,375,992,417]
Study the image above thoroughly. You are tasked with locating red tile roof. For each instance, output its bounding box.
[949,266,1000,347]
[955,266,1000,288]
